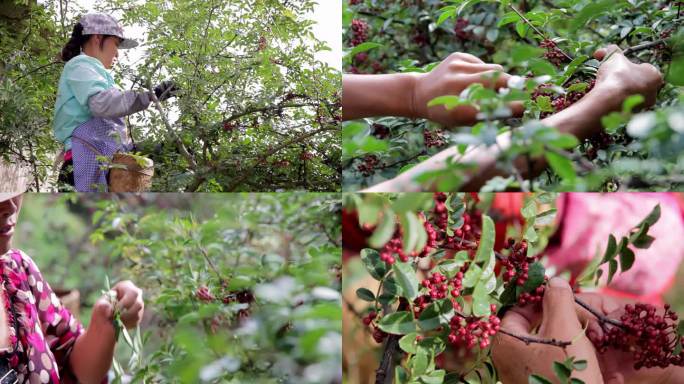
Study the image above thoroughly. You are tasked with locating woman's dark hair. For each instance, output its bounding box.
[60,22,117,62]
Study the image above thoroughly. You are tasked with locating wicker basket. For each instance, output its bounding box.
[108,152,154,192]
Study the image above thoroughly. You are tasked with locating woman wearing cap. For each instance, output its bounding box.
[54,13,176,192]
[0,191,144,383]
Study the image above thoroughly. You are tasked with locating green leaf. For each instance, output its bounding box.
[399,332,418,354]
[393,261,420,301]
[521,199,537,220]
[528,374,553,384]
[524,226,538,243]
[369,210,396,248]
[637,204,661,227]
[462,264,482,288]
[472,281,491,316]
[545,151,576,182]
[601,234,618,263]
[570,0,622,32]
[346,42,382,58]
[377,311,416,335]
[393,193,432,214]
[607,259,618,284]
[498,12,520,27]
[475,215,495,263]
[535,95,553,112]
[436,251,469,278]
[512,44,544,63]
[356,288,376,302]
[418,299,454,331]
[553,361,571,382]
[411,348,428,377]
[361,249,389,280]
[427,95,471,110]
[622,94,645,113]
[573,359,588,371]
[619,246,635,272]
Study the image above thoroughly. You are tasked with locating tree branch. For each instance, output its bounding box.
[147,80,199,170]
[498,328,572,347]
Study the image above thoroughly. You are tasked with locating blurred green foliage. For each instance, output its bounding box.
[14,193,342,383]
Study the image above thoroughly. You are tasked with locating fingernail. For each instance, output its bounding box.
[548,277,567,288]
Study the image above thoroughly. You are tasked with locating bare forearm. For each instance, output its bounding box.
[342,73,418,121]
[69,319,116,383]
[367,85,626,192]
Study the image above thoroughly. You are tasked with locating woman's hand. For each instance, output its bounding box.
[92,280,144,329]
[491,278,603,384]
[411,52,523,126]
[575,293,684,384]
[591,45,663,109]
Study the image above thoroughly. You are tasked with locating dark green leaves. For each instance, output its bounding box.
[361,249,388,281]
[393,261,420,301]
[356,288,375,302]
[377,311,416,335]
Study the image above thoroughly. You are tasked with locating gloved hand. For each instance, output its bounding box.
[153,80,179,101]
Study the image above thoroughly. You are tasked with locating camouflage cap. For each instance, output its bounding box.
[80,13,138,49]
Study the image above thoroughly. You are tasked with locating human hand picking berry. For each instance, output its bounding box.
[342,52,523,126]
[491,278,603,384]
[574,293,684,384]
[92,280,144,329]
[591,45,663,110]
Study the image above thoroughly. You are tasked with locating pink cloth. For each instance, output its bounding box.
[0,249,86,383]
[546,193,684,300]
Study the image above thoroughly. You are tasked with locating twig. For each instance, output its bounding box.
[147,80,198,170]
[197,245,226,285]
[509,4,573,62]
[375,300,409,384]
[624,39,668,56]
[498,328,572,347]
[574,296,625,328]
[375,334,401,384]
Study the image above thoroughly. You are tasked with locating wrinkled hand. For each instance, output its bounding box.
[411,52,523,127]
[153,80,179,102]
[92,280,144,330]
[492,278,603,384]
[592,45,663,108]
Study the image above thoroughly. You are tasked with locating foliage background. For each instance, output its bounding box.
[0,0,340,192]
[342,0,684,192]
[14,193,342,383]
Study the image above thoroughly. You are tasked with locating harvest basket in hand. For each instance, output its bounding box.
[108,152,154,192]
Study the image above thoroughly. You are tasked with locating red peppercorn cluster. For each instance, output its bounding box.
[412,30,429,47]
[533,79,596,118]
[424,129,447,148]
[421,272,450,300]
[354,52,368,63]
[379,215,438,265]
[349,0,362,5]
[454,18,470,41]
[500,238,535,286]
[196,285,214,301]
[372,123,390,139]
[432,193,449,234]
[362,311,388,343]
[350,19,369,46]
[448,305,501,349]
[362,310,377,326]
[539,39,568,67]
[517,277,549,306]
[357,154,380,176]
[590,303,684,370]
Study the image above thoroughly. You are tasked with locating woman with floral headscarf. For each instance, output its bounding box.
[0,178,144,383]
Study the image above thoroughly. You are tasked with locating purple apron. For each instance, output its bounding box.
[71,117,133,192]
